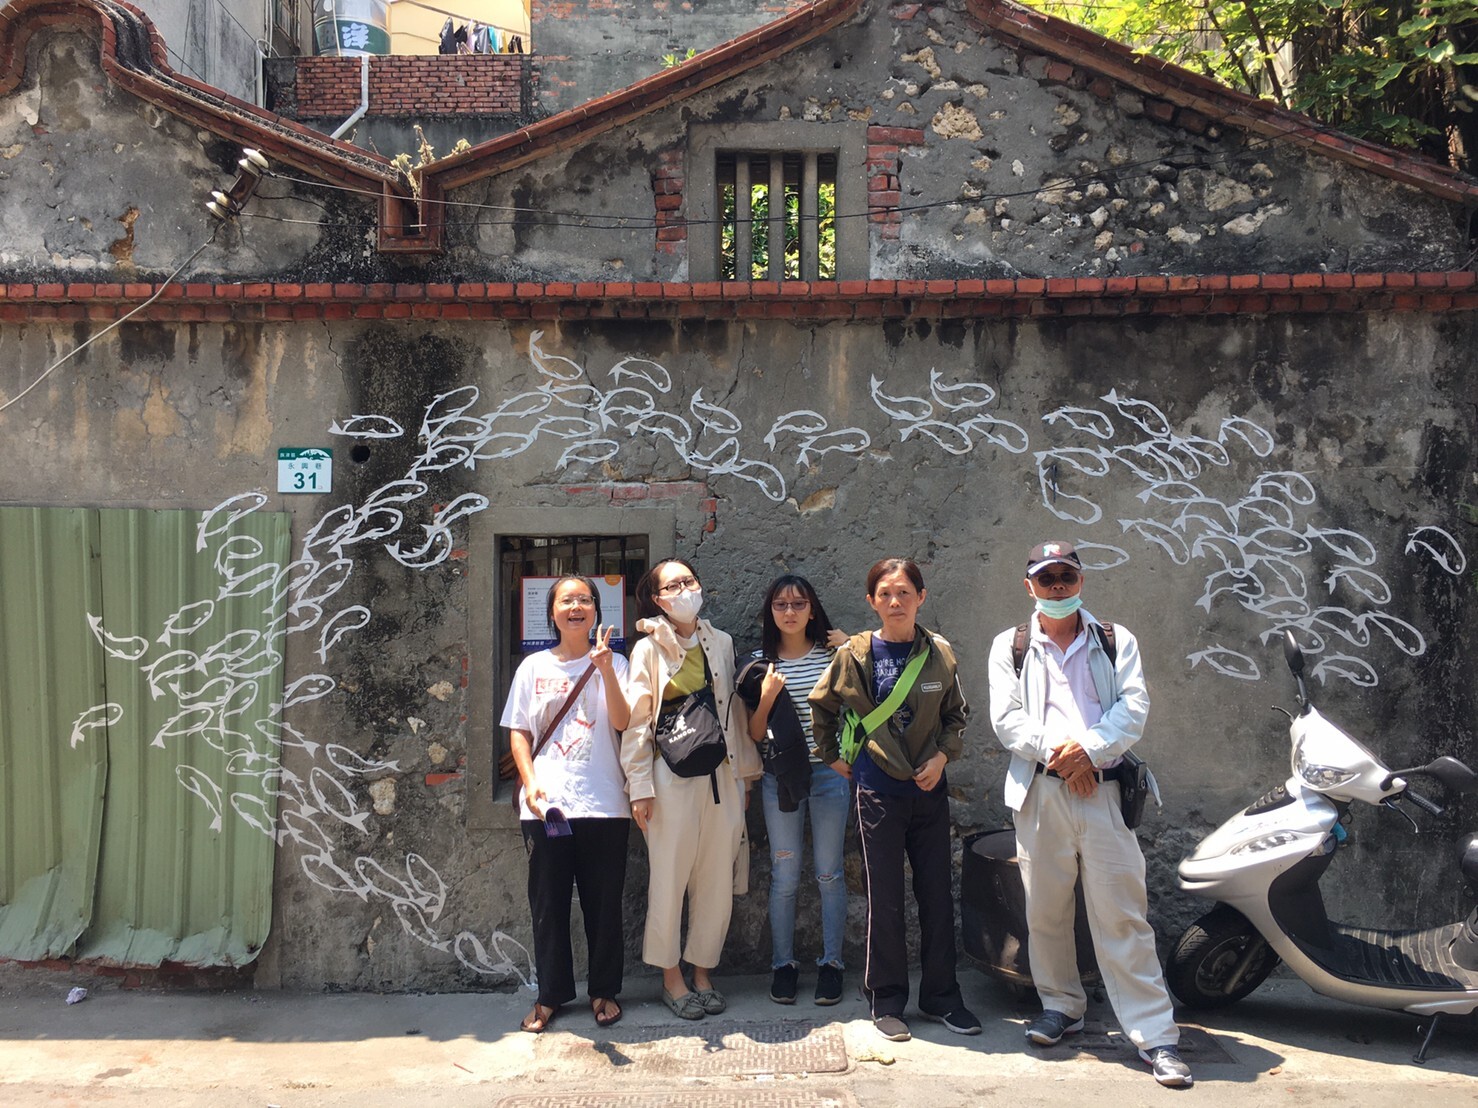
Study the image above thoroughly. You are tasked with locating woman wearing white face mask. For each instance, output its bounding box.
[622,558,761,1020]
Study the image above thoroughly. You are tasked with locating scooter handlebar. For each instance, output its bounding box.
[1403,789,1444,818]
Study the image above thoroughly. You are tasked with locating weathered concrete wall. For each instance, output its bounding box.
[5,16,1466,289]
[530,0,809,115]
[449,1,1470,283]
[129,0,265,104]
[0,309,1472,990]
[0,33,385,283]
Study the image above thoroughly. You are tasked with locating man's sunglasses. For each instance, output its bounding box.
[1032,569,1080,588]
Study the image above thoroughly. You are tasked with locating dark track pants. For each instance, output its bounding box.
[522,816,630,1007]
[855,780,963,1019]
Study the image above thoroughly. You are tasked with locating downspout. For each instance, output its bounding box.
[331,53,371,141]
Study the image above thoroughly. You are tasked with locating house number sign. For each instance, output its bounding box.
[277,447,333,494]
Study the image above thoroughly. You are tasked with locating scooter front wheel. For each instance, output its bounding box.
[1167,905,1280,1009]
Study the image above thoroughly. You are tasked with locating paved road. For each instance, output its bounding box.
[2,969,1475,1106]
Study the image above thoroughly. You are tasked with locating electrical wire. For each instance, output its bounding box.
[0,224,222,415]
[210,0,277,59]
[164,44,210,85]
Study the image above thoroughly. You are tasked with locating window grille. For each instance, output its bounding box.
[717,151,838,281]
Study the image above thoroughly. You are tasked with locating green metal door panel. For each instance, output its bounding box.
[0,508,108,960]
[76,508,289,967]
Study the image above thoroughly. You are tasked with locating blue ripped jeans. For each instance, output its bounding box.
[760,766,850,969]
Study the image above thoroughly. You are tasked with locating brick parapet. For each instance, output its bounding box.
[3,272,1474,323]
[294,55,527,118]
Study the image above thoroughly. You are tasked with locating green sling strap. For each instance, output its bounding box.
[838,644,931,765]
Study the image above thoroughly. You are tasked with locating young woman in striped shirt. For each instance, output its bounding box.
[743,574,850,1006]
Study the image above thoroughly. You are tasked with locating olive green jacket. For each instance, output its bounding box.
[808,627,969,780]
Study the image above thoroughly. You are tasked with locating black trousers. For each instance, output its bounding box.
[855,779,963,1019]
[522,816,630,1007]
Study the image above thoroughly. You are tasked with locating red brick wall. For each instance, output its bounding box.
[652,150,685,256]
[867,125,925,242]
[294,56,526,117]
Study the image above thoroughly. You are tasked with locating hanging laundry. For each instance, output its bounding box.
[469,21,492,55]
[505,34,523,54]
[438,17,456,55]
[454,23,470,54]
[489,26,502,52]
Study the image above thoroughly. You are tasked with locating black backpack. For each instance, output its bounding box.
[1011,620,1116,675]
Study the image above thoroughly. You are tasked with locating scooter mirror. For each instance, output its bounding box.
[1283,630,1305,676]
[1423,756,1478,796]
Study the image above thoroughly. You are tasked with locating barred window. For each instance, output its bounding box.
[688,123,867,282]
[717,152,837,281]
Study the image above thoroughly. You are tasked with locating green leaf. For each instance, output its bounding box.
[1449,53,1478,65]
[1371,62,1406,89]
[1398,15,1439,36]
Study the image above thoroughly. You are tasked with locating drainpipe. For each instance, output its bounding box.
[331,53,371,141]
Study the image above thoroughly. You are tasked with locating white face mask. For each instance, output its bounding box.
[662,588,703,623]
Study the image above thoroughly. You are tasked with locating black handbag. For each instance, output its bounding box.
[1114,749,1150,829]
[655,651,728,802]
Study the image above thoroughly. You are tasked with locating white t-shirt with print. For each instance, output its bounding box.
[500,651,630,820]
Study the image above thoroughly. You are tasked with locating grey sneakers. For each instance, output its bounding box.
[1024,1009,1085,1045]
[1139,1045,1194,1087]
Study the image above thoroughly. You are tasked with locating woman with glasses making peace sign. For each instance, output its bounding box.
[501,574,631,1034]
[622,558,761,1021]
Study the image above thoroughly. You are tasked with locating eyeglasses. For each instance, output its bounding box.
[556,595,596,608]
[1032,570,1080,588]
[771,599,811,613]
[656,575,700,597]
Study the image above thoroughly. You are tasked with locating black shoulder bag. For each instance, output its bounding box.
[655,648,729,802]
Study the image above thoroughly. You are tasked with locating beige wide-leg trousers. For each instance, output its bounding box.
[1015,774,1180,1049]
[641,758,743,969]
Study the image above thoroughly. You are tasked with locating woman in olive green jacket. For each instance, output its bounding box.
[808,557,977,1043]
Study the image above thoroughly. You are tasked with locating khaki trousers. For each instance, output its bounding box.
[641,757,743,969]
[1015,774,1180,1049]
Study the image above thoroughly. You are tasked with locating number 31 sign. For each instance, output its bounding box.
[278,447,333,494]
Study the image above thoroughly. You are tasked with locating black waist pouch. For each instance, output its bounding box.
[1113,750,1149,830]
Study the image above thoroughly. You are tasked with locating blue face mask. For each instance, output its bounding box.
[1034,593,1083,620]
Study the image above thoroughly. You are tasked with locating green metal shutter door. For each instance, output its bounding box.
[0,508,108,961]
[0,507,288,967]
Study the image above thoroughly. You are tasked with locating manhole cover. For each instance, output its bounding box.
[1041,1022,1235,1065]
[540,1019,849,1077]
[498,1092,855,1108]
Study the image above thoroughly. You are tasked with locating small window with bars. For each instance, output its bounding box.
[717,151,838,281]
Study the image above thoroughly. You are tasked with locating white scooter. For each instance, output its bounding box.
[1169,632,1478,1063]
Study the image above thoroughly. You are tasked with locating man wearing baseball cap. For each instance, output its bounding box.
[987,541,1191,1087]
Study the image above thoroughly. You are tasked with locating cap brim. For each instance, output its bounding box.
[1027,557,1078,576]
